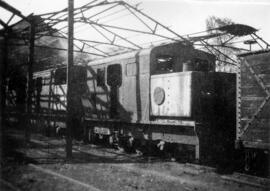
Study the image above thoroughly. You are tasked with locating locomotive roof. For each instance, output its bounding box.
[87,42,193,66]
[87,50,140,66]
[86,46,151,66]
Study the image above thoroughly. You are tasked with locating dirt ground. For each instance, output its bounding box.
[0,128,269,191]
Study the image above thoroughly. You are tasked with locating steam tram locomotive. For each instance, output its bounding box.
[7,42,237,165]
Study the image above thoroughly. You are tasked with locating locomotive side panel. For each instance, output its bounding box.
[122,58,137,122]
[121,52,151,123]
[191,72,236,164]
[238,51,270,150]
[85,60,135,121]
[84,64,110,119]
[84,50,151,123]
[85,60,130,121]
[150,72,192,117]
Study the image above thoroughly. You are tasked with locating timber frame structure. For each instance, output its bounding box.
[236,50,270,150]
[1,0,269,157]
[1,1,269,66]
[1,0,269,61]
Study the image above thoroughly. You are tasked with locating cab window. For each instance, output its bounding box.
[126,62,137,76]
[154,55,175,74]
[156,55,174,72]
[55,68,66,85]
[107,64,122,87]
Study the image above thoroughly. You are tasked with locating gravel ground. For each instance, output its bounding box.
[1,129,269,191]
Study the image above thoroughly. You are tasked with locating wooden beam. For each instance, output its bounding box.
[0,0,27,20]
[0,31,9,161]
[0,19,8,28]
[25,19,35,142]
[65,0,74,159]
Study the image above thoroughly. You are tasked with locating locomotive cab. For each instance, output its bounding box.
[149,43,236,165]
[150,43,216,119]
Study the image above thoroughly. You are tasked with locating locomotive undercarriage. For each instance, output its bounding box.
[82,119,230,166]
[85,122,198,162]
[234,140,270,177]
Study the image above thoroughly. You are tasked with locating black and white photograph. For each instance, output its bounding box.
[0,0,269,190]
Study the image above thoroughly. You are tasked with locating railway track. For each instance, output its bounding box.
[0,178,22,191]
[29,164,101,191]
[47,138,270,190]
[4,131,270,191]
[221,172,270,189]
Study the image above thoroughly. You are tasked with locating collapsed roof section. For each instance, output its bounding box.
[186,23,269,66]
[35,0,191,58]
[217,24,257,36]
[0,0,27,27]
[0,0,269,67]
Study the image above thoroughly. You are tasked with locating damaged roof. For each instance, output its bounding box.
[217,24,257,36]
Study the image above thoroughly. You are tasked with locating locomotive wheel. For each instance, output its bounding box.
[127,136,134,148]
[87,128,95,143]
[123,136,135,153]
[244,149,252,172]
[108,135,114,146]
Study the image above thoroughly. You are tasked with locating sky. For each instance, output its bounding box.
[138,0,270,43]
[1,0,270,48]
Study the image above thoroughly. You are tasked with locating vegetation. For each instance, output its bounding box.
[206,16,239,73]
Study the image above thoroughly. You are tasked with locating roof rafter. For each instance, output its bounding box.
[2,0,269,64]
[33,0,189,58]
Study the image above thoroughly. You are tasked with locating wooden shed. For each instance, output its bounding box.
[237,50,270,151]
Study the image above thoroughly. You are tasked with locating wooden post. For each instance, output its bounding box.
[236,59,241,142]
[0,31,8,124]
[66,0,74,159]
[0,29,8,165]
[26,19,35,142]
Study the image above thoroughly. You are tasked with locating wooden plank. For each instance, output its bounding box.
[244,52,270,65]
[241,98,265,107]
[241,74,268,88]
[243,141,270,150]
[251,63,270,74]
[241,84,267,97]
[258,74,270,84]
[242,84,270,89]
[242,129,270,140]
[221,174,269,189]
[241,62,270,91]
[242,100,270,118]
[241,120,270,144]
[241,96,265,101]
[245,136,269,145]
[233,172,270,186]
[239,54,270,142]
[241,118,270,126]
